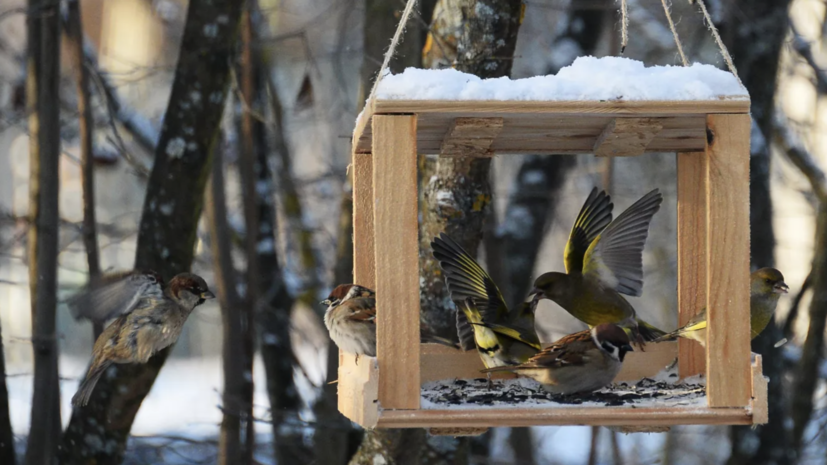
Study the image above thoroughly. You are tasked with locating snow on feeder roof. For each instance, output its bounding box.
[375,57,748,102]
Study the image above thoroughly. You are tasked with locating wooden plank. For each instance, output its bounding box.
[337,352,379,428]
[428,427,489,437]
[751,354,768,425]
[440,117,503,157]
[352,152,375,288]
[377,405,753,428]
[420,342,677,384]
[593,118,663,157]
[705,113,751,408]
[372,115,421,409]
[356,114,709,154]
[677,151,708,378]
[373,99,751,116]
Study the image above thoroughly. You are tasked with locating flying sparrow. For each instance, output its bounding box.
[656,267,788,346]
[431,233,541,368]
[532,188,666,344]
[67,270,165,323]
[72,273,215,406]
[482,323,634,394]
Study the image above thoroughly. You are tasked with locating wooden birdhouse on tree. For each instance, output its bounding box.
[338,56,767,431]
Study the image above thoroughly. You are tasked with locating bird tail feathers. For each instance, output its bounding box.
[71,360,112,407]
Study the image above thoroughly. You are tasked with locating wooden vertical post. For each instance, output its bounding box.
[676,151,708,377]
[352,152,376,289]
[705,113,751,407]
[372,115,420,409]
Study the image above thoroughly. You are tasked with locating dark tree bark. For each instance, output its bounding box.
[205,140,245,465]
[0,318,15,464]
[719,1,792,463]
[240,5,305,463]
[25,0,62,463]
[65,0,103,340]
[59,1,244,463]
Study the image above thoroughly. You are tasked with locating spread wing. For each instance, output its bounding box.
[564,188,613,275]
[583,189,662,296]
[67,270,163,322]
[520,330,594,369]
[431,233,508,323]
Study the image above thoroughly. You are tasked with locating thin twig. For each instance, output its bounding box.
[774,112,827,202]
[790,23,827,94]
[693,0,742,86]
[660,0,688,65]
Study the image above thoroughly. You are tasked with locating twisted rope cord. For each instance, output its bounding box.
[365,0,419,103]
[695,0,743,86]
[660,0,688,66]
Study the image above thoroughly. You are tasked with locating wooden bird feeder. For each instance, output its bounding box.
[339,91,767,431]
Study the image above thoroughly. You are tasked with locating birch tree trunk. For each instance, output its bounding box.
[25,0,62,462]
[0,315,15,464]
[59,1,244,463]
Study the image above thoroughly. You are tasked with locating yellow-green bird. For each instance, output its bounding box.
[431,233,541,368]
[532,188,666,343]
[656,267,788,346]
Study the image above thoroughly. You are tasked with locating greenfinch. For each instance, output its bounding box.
[532,188,666,343]
[656,267,788,346]
[431,233,541,368]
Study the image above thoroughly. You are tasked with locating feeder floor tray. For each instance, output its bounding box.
[421,376,706,410]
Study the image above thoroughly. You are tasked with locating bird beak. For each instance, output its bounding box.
[622,344,634,353]
[321,299,332,306]
[528,287,543,300]
[773,282,789,294]
[201,291,216,300]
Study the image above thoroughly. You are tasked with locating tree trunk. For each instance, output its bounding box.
[205,139,245,465]
[65,0,103,340]
[0,317,15,464]
[59,1,244,463]
[720,1,792,463]
[25,0,62,463]
[240,5,305,463]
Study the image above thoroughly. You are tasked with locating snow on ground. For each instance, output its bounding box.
[375,56,748,101]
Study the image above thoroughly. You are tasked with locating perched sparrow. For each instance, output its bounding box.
[72,273,215,406]
[321,284,460,358]
[656,268,788,346]
[322,284,377,357]
[482,323,634,394]
[532,188,666,343]
[67,270,165,323]
[431,233,541,368]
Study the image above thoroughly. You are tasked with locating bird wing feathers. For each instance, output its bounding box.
[431,233,509,323]
[583,189,662,297]
[68,271,163,322]
[564,188,613,275]
[521,330,595,369]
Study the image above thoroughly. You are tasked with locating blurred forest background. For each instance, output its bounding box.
[0,0,826,464]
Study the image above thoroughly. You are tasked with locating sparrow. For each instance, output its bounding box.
[431,233,541,368]
[321,284,460,358]
[67,270,166,323]
[656,267,788,346]
[481,323,634,394]
[532,188,666,343]
[72,273,215,406]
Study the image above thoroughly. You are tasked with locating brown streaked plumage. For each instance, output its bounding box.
[72,273,215,406]
[67,269,165,322]
[482,323,633,394]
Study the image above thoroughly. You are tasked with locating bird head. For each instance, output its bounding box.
[321,283,375,307]
[531,272,569,301]
[751,267,788,298]
[591,323,634,362]
[168,273,215,307]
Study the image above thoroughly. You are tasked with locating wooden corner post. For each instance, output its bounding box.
[372,115,421,409]
[677,149,708,378]
[705,113,751,408]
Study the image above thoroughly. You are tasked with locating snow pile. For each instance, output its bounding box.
[421,369,707,410]
[375,56,748,101]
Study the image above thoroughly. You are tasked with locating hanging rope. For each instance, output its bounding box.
[660,0,688,66]
[620,0,629,53]
[694,0,743,86]
[365,0,419,104]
